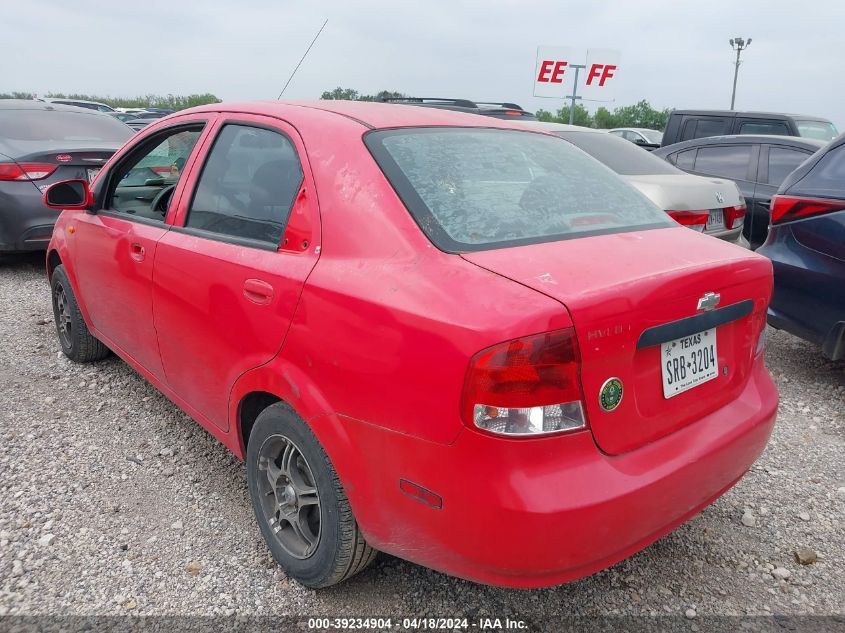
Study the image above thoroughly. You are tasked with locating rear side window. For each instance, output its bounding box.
[365,128,672,252]
[671,149,696,170]
[767,147,811,185]
[789,145,845,199]
[738,121,789,135]
[186,124,303,247]
[681,118,729,141]
[693,145,753,180]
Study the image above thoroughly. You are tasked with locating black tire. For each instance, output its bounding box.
[50,264,110,363]
[246,403,376,588]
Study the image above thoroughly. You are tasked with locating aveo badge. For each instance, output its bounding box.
[599,377,623,412]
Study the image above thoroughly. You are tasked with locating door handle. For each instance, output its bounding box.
[243,279,274,305]
[129,242,145,262]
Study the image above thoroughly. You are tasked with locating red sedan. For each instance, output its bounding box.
[43,101,778,588]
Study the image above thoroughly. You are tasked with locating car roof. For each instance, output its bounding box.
[0,98,109,114]
[186,100,546,131]
[609,127,660,133]
[42,97,110,107]
[656,134,826,153]
[517,121,599,134]
[670,109,832,122]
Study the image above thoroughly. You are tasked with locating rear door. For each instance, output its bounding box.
[152,115,320,431]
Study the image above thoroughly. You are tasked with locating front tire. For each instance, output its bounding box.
[50,264,110,363]
[246,403,376,588]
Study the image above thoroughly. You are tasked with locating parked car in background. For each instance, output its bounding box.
[40,98,116,113]
[608,127,663,149]
[108,112,141,123]
[661,110,837,146]
[126,117,162,132]
[0,100,131,254]
[43,100,776,589]
[524,122,747,244]
[654,135,825,248]
[379,96,537,120]
[758,134,845,360]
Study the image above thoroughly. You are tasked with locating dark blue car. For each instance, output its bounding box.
[758,134,845,360]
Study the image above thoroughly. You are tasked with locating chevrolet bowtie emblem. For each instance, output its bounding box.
[697,291,721,312]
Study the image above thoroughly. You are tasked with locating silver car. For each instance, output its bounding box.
[523,122,748,245]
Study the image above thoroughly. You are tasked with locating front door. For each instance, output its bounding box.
[73,123,207,379]
[152,116,320,430]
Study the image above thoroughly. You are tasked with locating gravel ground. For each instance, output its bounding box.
[0,252,843,625]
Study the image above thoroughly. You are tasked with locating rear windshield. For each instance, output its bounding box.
[366,127,672,252]
[0,109,133,142]
[795,120,838,142]
[640,129,663,144]
[556,131,679,176]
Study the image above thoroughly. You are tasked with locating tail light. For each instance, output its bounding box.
[770,195,845,225]
[0,162,58,181]
[666,210,709,232]
[724,203,746,229]
[461,329,586,437]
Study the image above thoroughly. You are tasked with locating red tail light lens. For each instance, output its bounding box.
[0,162,58,181]
[461,329,586,436]
[770,195,845,225]
[666,210,709,232]
[724,203,746,229]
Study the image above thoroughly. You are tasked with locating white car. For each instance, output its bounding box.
[608,127,663,148]
[523,122,748,245]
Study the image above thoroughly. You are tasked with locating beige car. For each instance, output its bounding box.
[523,121,748,246]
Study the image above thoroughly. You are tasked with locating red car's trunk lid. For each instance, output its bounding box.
[462,227,772,455]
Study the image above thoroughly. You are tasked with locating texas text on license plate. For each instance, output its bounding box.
[661,328,718,398]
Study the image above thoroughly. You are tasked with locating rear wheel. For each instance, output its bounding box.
[246,403,376,588]
[50,265,110,363]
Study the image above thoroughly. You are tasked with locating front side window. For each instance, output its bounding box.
[108,127,203,220]
[738,121,789,136]
[185,124,304,246]
[767,147,811,185]
[795,120,838,141]
[693,145,753,180]
[366,127,672,252]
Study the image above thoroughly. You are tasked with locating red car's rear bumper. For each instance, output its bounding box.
[315,357,777,588]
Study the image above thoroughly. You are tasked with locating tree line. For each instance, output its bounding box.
[321,88,671,131]
[0,92,221,111]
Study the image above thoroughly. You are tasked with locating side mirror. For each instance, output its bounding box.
[633,137,647,145]
[43,179,93,210]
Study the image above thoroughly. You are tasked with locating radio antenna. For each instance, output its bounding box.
[278,19,328,99]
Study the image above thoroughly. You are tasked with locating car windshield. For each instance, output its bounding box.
[0,110,133,142]
[639,129,663,144]
[557,131,680,176]
[795,120,838,141]
[366,127,672,252]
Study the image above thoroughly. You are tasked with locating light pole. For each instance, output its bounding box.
[729,37,752,110]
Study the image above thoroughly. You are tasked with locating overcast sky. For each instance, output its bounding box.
[4,0,842,126]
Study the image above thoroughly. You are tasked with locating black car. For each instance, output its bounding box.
[653,135,826,248]
[378,97,537,120]
[0,100,132,254]
[758,134,845,360]
[661,110,837,146]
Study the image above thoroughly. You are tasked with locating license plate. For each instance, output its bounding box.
[706,209,724,230]
[86,168,101,182]
[661,328,718,398]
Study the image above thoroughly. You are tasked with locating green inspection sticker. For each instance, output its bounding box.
[599,377,624,412]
